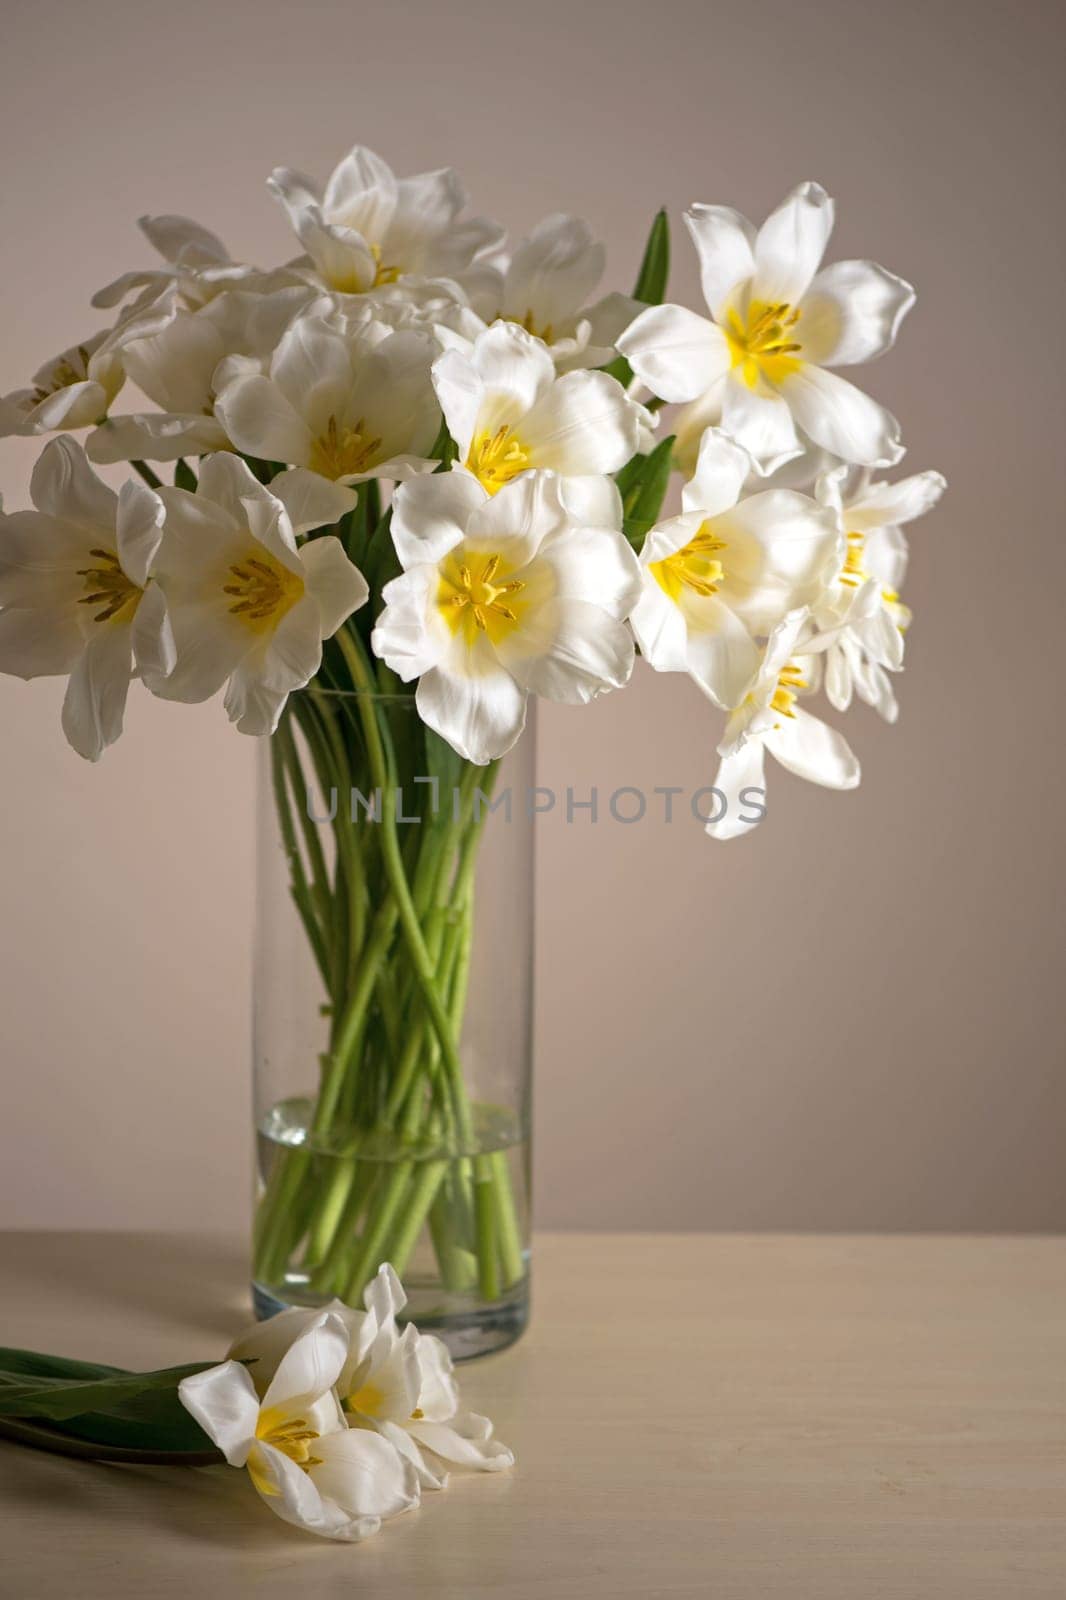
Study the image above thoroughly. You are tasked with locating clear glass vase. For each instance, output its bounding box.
[251,686,534,1359]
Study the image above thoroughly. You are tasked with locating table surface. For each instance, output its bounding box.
[0,1231,1063,1600]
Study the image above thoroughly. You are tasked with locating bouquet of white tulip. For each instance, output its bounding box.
[0,145,944,1336]
[0,1263,512,1543]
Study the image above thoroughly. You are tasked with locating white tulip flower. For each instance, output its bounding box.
[87,286,312,465]
[617,183,914,471]
[0,333,125,439]
[455,213,640,371]
[92,213,285,318]
[179,1309,419,1542]
[228,1266,514,1493]
[706,608,860,841]
[214,312,441,527]
[268,144,503,299]
[632,429,841,708]
[0,437,172,761]
[372,469,641,763]
[147,453,368,735]
[808,464,946,722]
[432,322,649,497]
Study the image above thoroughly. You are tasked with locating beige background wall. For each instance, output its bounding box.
[1,0,1063,1236]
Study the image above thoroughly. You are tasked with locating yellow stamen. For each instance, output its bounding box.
[770,660,810,719]
[466,424,530,494]
[438,548,527,645]
[75,548,142,625]
[309,414,384,479]
[33,346,91,403]
[223,551,304,632]
[840,529,868,588]
[369,242,401,287]
[249,1407,322,1495]
[724,299,803,389]
[650,521,728,604]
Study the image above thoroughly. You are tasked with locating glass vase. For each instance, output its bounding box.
[251,686,534,1359]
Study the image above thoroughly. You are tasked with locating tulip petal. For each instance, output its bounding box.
[847,469,946,530]
[416,655,527,765]
[705,740,768,841]
[799,260,915,366]
[776,364,904,467]
[215,374,314,467]
[247,1440,375,1541]
[178,1360,259,1466]
[765,704,861,788]
[60,623,133,761]
[392,471,489,568]
[269,468,359,535]
[720,377,800,469]
[753,182,834,306]
[681,428,750,517]
[300,535,369,639]
[31,436,116,531]
[520,369,642,476]
[408,1411,514,1472]
[617,303,731,404]
[310,1427,420,1522]
[0,608,83,678]
[684,204,757,320]
[495,598,634,704]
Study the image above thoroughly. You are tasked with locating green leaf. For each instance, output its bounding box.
[632,207,670,306]
[0,1347,126,1383]
[601,208,672,386]
[0,1361,216,1421]
[430,418,458,471]
[620,434,676,551]
[173,457,198,491]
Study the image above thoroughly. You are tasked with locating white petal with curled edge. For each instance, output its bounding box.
[431,348,484,458]
[521,369,642,477]
[683,600,761,709]
[495,599,634,704]
[752,182,834,306]
[310,1427,420,1522]
[684,204,757,320]
[848,469,946,530]
[131,583,175,681]
[705,740,768,842]
[777,364,904,467]
[502,213,605,328]
[115,479,165,588]
[247,1440,372,1541]
[267,166,325,225]
[557,473,623,531]
[392,471,487,568]
[363,1262,408,1325]
[300,535,369,638]
[535,524,642,617]
[60,623,134,761]
[269,468,359,535]
[139,214,231,267]
[214,374,315,467]
[0,608,83,678]
[617,303,731,404]
[630,578,691,675]
[260,1309,349,1417]
[416,654,527,765]
[375,1417,448,1490]
[178,1360,259,1466]
[467,470,568,569]
[798,260,915,367]
[408,1411,515,1472]
[681,428,750,517]
[720,377,800,470]
[323,146,398,235]
[87,413,229,465]
[31,436,117,530]
[372,567,447,683]
[765,704,861,788]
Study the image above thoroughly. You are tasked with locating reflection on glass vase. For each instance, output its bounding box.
[252,687,533,1360]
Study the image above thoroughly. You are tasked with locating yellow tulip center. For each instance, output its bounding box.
[369,241,401,287]
[438,549,527,645]
[223,550,304,632]
[466,424,530,495]
[724,298,803,389]
[76,548,142,626]
[840,530,868,588]
[248,1408,322,1495]
[33,347,90,403]
[770,660,810,720]
[650,521,727,605]
[518,308,555,344]
[310,414,384,480]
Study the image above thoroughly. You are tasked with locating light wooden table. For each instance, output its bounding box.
[1,1232,1063,1598]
